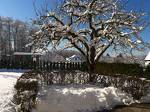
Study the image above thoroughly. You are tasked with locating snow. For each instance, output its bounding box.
[19,78,37,83]
[66,55,83,62]
[136,40,142,44]
[0,69,149,112]
[33,84,134,112]
[14,52,42,56]
[145,52,150,66]
[0,70,25,112]
[145,52,150,61]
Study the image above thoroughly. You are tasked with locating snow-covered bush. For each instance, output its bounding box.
[38,70,90,85]
[32,70,150,100]
[13,71,39,112]
[96,74,150,100]
[144,65,150,79]
[13,70,150,112]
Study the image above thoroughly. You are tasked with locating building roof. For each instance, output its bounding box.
[14,52,42,56]
[145,52,150,61]
[66,55,83,62]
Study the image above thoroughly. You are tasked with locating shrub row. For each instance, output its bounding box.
[95,62,150,79]
[13,70,150,112]
[144,65,150,79]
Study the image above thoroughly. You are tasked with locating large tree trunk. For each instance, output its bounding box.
[88,63,96,82]
[88,46,96,82]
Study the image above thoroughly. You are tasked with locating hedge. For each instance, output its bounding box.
[144,65,150,79]
[95,62,144,77]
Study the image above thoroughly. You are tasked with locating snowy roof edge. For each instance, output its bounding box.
[14,52,43,55]
[145,52,150,61]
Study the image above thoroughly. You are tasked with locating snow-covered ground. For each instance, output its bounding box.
[33,84,135,112]
[0,69,149,112]
[0,70,27,112]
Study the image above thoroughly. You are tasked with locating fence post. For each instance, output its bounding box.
[46,61,49,71]
[49,62,52,70]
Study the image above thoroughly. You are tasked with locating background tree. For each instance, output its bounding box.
[13,20,32,52]
[32,0,149,82]
[0,17,12,57]
[0,16,34,59]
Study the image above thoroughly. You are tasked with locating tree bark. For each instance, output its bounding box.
[88,44,97,82]
[88,61,96,83]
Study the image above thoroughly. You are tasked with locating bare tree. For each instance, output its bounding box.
[0,17,2,58]
[0,16,34,58]
[32,0,149,82]
[13,20,31,52]
[0,17,13,56]
[6,17,13,55]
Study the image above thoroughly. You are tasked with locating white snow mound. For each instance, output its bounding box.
[0,71,24,112]
[34,84,134,112]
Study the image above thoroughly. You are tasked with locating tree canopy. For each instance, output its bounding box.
[32,0,149,76]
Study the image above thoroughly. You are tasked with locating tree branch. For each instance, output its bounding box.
[95,37,115,62]
[43,13,64,25]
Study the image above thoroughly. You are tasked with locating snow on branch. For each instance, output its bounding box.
[32,0,149,64]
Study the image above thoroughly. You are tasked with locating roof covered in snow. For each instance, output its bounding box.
[14,52,43,56]
[145,52,150,61]
[66,55,83,62]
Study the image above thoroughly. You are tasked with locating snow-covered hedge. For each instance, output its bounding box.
[144,65,150,79]
[34,70,150,100]
[13,70,150,112]
[95,63,144,77]
[13,71,39,112]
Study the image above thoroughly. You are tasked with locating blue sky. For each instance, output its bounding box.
[0,0,149,44]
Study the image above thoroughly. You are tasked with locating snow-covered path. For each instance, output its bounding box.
[0,71,25,112]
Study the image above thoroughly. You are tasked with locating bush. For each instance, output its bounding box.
[13,70,39,112]
[95,74,150,100]
[95,62,144,77]
[13,70,150,112]
[144,65,150,79]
